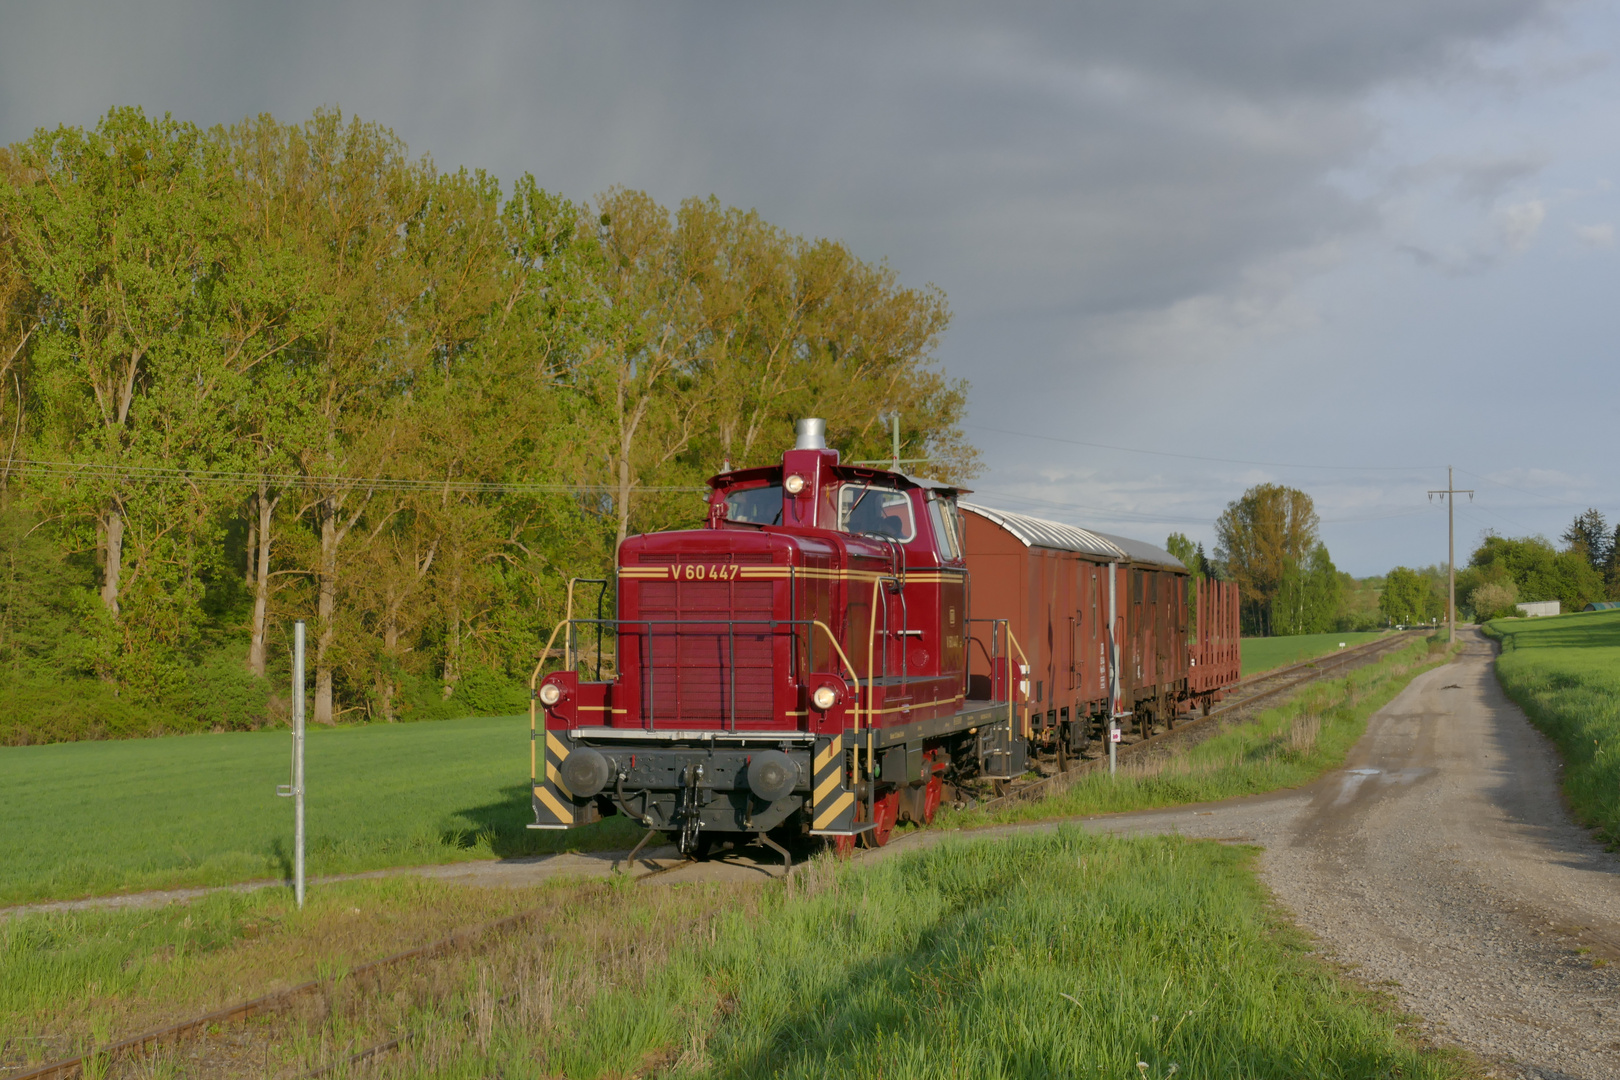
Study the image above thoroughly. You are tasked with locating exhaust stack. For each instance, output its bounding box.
[794,418,827,450]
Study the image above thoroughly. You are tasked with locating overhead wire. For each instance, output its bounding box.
[963,424,1444,472]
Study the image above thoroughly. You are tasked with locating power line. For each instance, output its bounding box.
[964,424,1443,472]
[1,458,707,496]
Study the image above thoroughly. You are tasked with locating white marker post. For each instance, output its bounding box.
[277,620,307,908]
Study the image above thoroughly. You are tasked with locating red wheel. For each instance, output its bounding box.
[832,800,864,859]
[921,774,942,825]
[864,791,900,848]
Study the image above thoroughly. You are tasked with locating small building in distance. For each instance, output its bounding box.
[1583,601,1620,612]
[1515,600,1561,618]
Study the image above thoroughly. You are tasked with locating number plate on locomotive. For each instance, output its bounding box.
[668,564,741,580]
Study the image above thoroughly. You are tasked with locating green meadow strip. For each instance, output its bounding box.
[0,714,643,905]
[1240,630,1390,677]
[1484,611,1620,845]
[948,636,1452,828]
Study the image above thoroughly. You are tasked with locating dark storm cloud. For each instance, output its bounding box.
[0,2,1555,323]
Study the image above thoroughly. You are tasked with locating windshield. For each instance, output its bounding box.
[724,485,783,525]
[837,484,916,541]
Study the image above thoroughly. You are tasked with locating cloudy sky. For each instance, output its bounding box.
[3,0,1616,574]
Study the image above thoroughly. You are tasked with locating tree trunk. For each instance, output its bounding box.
[378,597,398,721]
[315,499,338,725]
[442,565,462,698]
[245,514,256,587]
[100,505,123,616]
[247,487,278,678]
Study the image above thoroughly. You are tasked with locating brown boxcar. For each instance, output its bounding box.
[961,503,1238,749]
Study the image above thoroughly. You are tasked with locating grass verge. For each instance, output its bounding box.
[1484,610,1620,845]
[948,635,1451,828]
[0,714,642,905]
[1241,630,1390,677]
[0,874,748,1077]
[383,831,1470,1079]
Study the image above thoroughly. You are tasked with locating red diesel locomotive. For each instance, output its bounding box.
[528,419,1240,862]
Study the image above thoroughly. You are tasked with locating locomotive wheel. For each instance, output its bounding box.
[921,774,943,825]
[863,791,900,848]
[832,801,865,859]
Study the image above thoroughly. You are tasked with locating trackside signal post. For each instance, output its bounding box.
[1428,468,1474,644]
[276,620,307,908]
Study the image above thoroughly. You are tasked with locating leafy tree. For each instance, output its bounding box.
[1380,567,1435,625]
[1561,508,1609,573]
[1214,484,1318,635]
[1273,544,1342,635]
[1470,580,1519,621]
[1461,533,1604,614]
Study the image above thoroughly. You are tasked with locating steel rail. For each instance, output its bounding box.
[4,859,690,1080]
[974,631,1423,815]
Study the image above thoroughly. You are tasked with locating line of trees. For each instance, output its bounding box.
[0,107,976,742]
[1459,508,1620,621]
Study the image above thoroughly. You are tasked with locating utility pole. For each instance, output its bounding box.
[1428,468,1474,644]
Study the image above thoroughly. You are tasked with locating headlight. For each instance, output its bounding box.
[538,683,562,706]
[784,474,806,494]
[812,685,838,710]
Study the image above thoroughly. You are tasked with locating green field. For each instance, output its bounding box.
[1485,610,1620,845]
[1241,630,1389,677]
[0,715,642,905]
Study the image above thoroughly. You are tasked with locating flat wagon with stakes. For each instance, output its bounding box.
[527,419,1241,865]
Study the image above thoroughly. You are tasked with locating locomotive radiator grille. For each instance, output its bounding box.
[637,579,777,727]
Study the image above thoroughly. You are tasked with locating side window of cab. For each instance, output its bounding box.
[927,495,963,562]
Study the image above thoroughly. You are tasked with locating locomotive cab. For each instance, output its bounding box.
[528,419,1021,859]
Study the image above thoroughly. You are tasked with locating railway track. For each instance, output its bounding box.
[4,854,696,1080]
[974,630,1424,815]
[7,636,1421,1079]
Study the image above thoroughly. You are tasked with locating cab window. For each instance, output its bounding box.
[838,484,916,541]
[725,485,783,525]
[928,495,962,560]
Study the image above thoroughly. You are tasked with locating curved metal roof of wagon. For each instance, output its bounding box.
[959,502,1124,560]
[1089,530,1187,571]
[959,503,1187,570]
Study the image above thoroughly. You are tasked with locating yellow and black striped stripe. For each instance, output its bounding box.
[531,730,576,828]
[809,733,857,833]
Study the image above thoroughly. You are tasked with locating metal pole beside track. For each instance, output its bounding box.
[293,620,306,909]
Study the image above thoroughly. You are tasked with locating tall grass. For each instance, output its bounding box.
[950,636,1450,827]
[390,831,1467,1079]
[1485,611,1620,845]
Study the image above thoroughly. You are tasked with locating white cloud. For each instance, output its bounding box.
[1493,198,1547,252]
[1575,222,1615,248]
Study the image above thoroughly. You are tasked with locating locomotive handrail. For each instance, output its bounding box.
[530,617,571,790]
[809,620,862,730]
[1004,626,1030,739]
